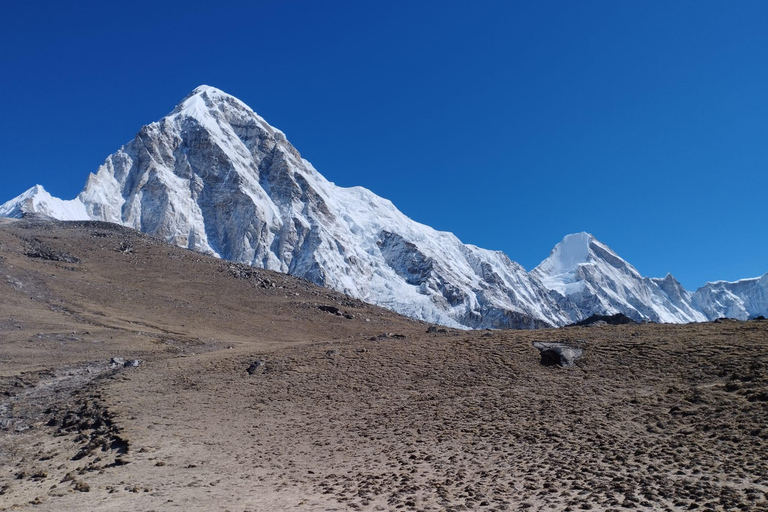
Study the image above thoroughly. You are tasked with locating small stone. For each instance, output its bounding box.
[74,481,90,492]
[247,360,264,375]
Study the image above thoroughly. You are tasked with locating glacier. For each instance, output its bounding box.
[1,85,765,328]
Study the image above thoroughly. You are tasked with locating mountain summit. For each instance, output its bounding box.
[532,233,708,323]
[0,86,565,328]
[1,86,765,327]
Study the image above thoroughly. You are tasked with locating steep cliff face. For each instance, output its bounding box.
[1,86,764,327]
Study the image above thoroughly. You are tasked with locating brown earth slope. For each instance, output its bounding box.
[0,219,767,511]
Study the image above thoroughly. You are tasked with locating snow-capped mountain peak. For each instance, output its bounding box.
[1,85,765,327]
[0,184,89,221]
[533,232,641,296]
[0,86,568,329]
[693,273,768,321]
[532,233,708,323]
[541,231,594,273]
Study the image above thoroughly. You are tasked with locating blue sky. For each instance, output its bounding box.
[1,1,766,289]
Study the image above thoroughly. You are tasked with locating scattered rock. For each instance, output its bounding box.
[220,263,275,288]
[246,360,264,375]
[53,396,130,462]
[369,333,407,341]
[74,481,90,492]
[318,305,341,315]
[25,241,80,263]
[30,469,47,480]
[533,342,584,367]
[571,313,636,327]
[116,240,133,253]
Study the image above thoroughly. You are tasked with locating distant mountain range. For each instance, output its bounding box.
[2,86,765,328]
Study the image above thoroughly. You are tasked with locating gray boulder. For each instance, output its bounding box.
[532,342,583,367]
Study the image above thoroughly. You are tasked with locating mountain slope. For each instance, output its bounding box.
[0,86,565,329]
[1,86,765,327]
[3,218,767,511]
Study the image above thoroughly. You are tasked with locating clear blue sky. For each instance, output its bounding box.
[1,1,766,289]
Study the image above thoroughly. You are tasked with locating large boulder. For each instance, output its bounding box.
[532,342,583,367]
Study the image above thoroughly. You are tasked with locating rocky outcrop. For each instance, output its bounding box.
[532,342,583,367]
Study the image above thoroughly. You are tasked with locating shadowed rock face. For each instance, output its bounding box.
[532,342,583,367]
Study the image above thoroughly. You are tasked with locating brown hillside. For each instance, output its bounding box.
[1,219,767,511]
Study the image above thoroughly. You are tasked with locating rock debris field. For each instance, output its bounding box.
[0,219,766,511]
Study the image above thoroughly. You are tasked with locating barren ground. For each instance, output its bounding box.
[1,219,766,511]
